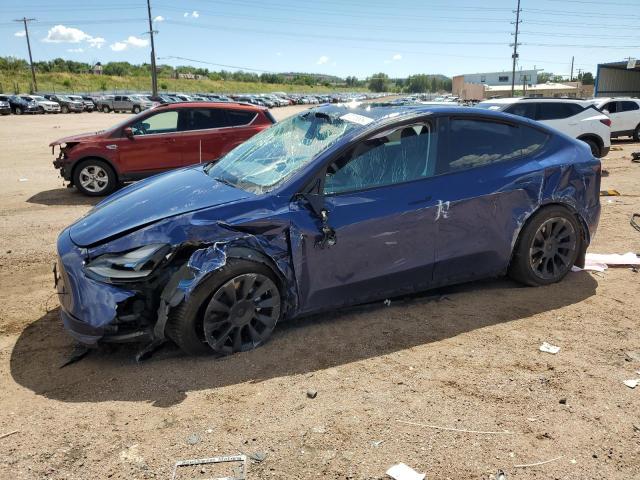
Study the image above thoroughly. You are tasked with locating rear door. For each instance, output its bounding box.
[618,101,640,133]
[535,102,584,136]
[430,116,550,284]
[115,110,183,174]
[601,101,622,133]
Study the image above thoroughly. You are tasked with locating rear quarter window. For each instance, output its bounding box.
[536,103,583,120]
[226,109,257,126]
[505,103,537,119]
[620,101,640,112]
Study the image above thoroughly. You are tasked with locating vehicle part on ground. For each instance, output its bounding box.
[172,454,247,480]
[73,159,117,196]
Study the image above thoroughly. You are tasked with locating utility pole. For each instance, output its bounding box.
[146,0,158,96]
[570,56,574,81]
[510,0,522,97]
[14,17,37,92]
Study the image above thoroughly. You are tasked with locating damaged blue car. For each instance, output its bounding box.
[55,104,601,356]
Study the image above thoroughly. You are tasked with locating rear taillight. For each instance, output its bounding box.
[600,118,611,127]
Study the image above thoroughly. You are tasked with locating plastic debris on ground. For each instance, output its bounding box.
[599,190,620,196]
[386,463,425,480]
[539,342,561,355]
[172,454,247,480]
[572,252,640,273]
[623,379,640,389]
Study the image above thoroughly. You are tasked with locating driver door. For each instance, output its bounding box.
[289,122,442,313]
[116,110,183,175]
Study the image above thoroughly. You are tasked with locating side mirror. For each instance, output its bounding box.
[123,127,134,139]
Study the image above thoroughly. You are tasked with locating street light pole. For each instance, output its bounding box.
[14,17,37,92]
[510,0,522,97]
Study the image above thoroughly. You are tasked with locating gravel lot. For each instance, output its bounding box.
[0,108,639,479]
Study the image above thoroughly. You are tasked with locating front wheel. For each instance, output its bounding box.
[167,259,282,356]
[132,105,141,114]
[633,124,640,142]
[582,138,600,157]
[73,159,117,196]
[101,105,110,113]
[61,105,69,114]
[508,206,581,286]
[14,107,22,115]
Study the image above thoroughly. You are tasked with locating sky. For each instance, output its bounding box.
[1,0,638,79]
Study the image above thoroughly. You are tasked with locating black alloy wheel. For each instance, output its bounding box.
[202,273,280,355]
[529,217,577,281]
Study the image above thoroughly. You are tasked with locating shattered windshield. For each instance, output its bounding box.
[206,111,359,193]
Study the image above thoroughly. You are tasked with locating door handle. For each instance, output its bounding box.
[164,138,176,143]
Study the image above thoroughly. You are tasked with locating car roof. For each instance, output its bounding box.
[154,101,267,111]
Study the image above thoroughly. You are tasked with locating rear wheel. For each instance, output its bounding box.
[61,105,69,114]
[167,259,282,356]
[14,107,22,115]
[73,159,117,196]
[633,124,640,142]
[101,105,110,113]
[509,206,581,286]
[132,105,141,114]
[581,138,600,157]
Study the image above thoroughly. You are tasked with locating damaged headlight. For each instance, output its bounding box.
[85,244,171,282]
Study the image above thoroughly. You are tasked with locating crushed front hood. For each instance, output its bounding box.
[49,131,104,146]
[69,166,251,247]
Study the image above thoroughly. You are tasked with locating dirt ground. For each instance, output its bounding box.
[0,108,639,480]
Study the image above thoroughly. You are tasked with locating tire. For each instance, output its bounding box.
[61,105,69,114]
[582,138,600,158]
[132,105,141,114]
[73,159,117,196]
[167,259,282,356]
[508,206,582,287]
[101,105,110,113]
[633,124,640,142]
[14,107,22,115]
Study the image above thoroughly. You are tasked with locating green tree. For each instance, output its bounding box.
[368,73,389,92]
[579,71,594,85]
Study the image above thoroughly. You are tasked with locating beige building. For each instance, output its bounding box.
[453,76,594,100]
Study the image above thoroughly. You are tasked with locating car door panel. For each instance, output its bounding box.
[289,183,439,314]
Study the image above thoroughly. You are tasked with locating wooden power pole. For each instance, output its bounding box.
[14,17,37,92]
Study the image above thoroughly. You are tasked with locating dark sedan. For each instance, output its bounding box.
[0,95,40,114]
[55,104,601,356]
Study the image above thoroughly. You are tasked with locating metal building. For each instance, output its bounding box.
[595,59,640,97]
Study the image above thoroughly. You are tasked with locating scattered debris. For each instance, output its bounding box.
[119,444,146,468]
[306,389,318,399]
[397,419,515,435]
[386,462,425,480]
[18,178,28,182]
[601,169,609,177]
[623,379,639,389]
[59,344,91,368]
[0,430,18,440]
[585,252,640,266]
[496,469,508,480]
[172,455,247,480]
[371,440,384,447]
[600,189,620,196]
[625,351,640,362]
[632,214,640,233]
[384,299,392,306]
[610,146,623,151]
[246,451,267,462]
[514,455,563,468]
[631,151,640,162]
[311,426,326,434]
[186,433,201,445]
[559,398,567,405]
[539,342,561,355]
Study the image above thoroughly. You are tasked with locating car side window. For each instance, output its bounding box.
[602,102,617,113]
[179,108,228,131]
[226,110,257,126]
[131,111,178,135]
[536,103,582,120]
[620,101,640,112]
[505,103,537,119]
[324,123,436,195]
[438,118,521,174]
[520,126,549,156]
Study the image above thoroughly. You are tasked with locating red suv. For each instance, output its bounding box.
[50,102,275,195]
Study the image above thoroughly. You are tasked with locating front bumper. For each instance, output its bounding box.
[56,229,150,345]
[42,105,61,112]
[0,106,10,114]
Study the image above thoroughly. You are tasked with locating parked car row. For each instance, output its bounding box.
[0,93,96,114]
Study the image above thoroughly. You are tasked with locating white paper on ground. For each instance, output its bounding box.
[623,379,639,389]
[572,263,607,273]
[386,463,425,480]
[540,342,561,354]
[585,252,640,266]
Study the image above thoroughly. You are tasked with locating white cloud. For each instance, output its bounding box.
[192,10,200,18]
[316,55,329,65]
[110,42,127,51]
[153,15,165,22]
[42,25,104,48]
[109,35,149,51]
[14,31,26,37]
[276,52,283,56]
[183,12,189,17]
[124,35,149,47]
[392,53,402,61]
[67,48,84,53]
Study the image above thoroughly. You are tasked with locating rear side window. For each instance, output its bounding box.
[602,102,617,113]
[180,108,228,131]
[536,103,583,120]
[521,126,549,156]
[505,103,537,119]
[226,109,257,126]
[620,101,640,112]
[440,118,521,173]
